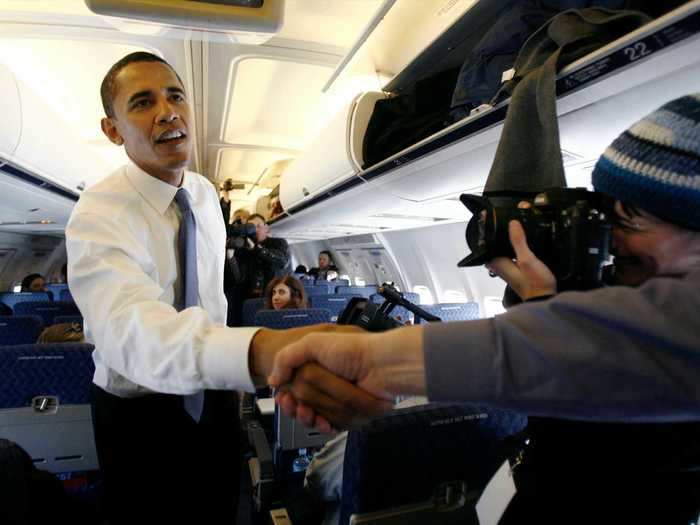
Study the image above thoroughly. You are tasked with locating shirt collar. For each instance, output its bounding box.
[125,162,190,215]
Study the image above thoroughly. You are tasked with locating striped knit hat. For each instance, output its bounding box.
[592,94,700,230]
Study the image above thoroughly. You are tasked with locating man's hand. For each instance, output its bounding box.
[249,324,362,384]
[268,326,427,429]
[486,219,556,300]
[276,363,393,432]
[245,237,255,250]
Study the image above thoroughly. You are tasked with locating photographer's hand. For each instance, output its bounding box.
[276,363,393,432]
[487,219,557,300]
[269,326,426,430]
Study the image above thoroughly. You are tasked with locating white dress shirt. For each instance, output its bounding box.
[66,162,259,397]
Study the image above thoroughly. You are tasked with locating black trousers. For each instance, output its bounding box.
[91,385,241,524]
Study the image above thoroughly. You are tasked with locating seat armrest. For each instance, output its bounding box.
[248,420,274,480]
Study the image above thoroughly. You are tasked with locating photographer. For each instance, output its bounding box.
[268,95,700,522]
[232,213,290,303]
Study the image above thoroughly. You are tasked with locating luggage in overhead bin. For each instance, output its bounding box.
[360,0,686,170]
[448,0,641,122]
[485,6,652,194]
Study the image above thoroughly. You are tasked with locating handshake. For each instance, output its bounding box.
[252,220,559,432]
[252,323,428,433]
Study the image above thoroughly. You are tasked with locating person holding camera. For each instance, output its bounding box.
[267,95,700,522]
[234,213,290,296]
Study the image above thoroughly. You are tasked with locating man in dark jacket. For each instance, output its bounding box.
[308,250,338,281]
[235,213,290,299]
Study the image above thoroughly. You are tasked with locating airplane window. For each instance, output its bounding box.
[442,290,467,303]
[483,296,506,318]
[413,285,434,305]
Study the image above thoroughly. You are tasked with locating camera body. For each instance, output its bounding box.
[226,220,257,250]
[459,187,613,291]
[338,283,441,332]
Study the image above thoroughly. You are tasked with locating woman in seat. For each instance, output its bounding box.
[264,275,308,311]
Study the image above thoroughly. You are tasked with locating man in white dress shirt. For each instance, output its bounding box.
[66,52,380,523]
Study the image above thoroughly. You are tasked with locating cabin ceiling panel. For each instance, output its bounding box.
[221,57,335,151]
[274,0,384,49]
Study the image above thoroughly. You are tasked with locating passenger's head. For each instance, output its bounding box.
[100,52,191,184]
[264,275,307,310]
[294,265,308,274]
[233,208,250,224]
[21,273,46,293]
[248,214,269,242]
[37,323,85,344]
[318,250,333,270]
[592,94,700,285]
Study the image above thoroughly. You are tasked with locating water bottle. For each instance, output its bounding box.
[292,448,311,473]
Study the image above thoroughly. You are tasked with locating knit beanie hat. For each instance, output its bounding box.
[592,94,700,230]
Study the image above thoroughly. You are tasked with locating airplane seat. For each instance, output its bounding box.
[13,301,81,327]
[339,404,527,525]
[58,289,74,302]
[0,343,99,474]
[0,292,51,309]
[335,286,378,298]
[242,297,266,326]
[254,308,332,329]
[0,315,44,345]
[309,295,361,322]
[46,283,69,299]
[417,302,480,323]
[333,278,350,287]
[0,301,12,316]
[247,395,335,519]
[304,285,332,297]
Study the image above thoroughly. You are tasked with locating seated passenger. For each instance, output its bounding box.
[20,273,47,293]
[303,397,428,525]
[37,323,85,344]
[308,251,338,281]
[264,275,308,311]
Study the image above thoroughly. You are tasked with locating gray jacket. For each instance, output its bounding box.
[424,268,700,422]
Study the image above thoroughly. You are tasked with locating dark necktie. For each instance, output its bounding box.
[174,188,204,422]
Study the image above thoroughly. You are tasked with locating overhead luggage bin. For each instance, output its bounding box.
[279,91,386,211]
[0,64,21,161]
[270,1,700,240]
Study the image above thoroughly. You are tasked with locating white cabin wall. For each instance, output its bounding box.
[289,239,327,273]
[379,221,506,312]
[0,231,64,291]
[289,235,405,288]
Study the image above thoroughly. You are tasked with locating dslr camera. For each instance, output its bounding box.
[338,283,441,332]
[458,187,613,291]
[226,219,257,250]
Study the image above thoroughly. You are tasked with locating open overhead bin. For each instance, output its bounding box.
[270,1,700,241]
[279,91,386,210]
[0,63,111,203]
